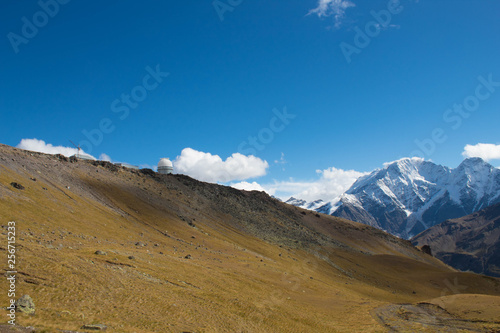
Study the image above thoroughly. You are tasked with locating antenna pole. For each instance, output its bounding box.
[69,140,81,157]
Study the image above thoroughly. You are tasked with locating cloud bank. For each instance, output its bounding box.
[231,181,267,192]
[463,143,500,161]
[232,166,366,202]
[173,148,269,183]
[266,166,366,201]
[16,138,95,159]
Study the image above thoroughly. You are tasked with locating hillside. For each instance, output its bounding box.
[1,144,500,332]
[412,203,500,278]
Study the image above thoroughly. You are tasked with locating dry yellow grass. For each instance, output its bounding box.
[0,144,499,332]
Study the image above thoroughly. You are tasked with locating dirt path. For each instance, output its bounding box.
[373,302,486,332]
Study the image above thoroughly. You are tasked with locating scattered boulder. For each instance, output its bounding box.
[128,256,135,260]
[94,250,107,256]
[140,168,156,176]
[15,295,35,314]
[0,324,35,332]
[10,182,25,190]
[81,324,107,331]
[420,245,432,256]
[55,154,69,162]
[91,160,118,172]
[135,242,146,247]
[184,254,192,259]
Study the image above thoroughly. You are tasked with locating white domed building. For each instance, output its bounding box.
[158,158,174,175]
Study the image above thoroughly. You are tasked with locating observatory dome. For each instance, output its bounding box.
[158,158,174,174]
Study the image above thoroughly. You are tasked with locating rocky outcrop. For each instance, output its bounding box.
[412,203,500,277]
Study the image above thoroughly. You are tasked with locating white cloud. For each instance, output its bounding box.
[308,0,355,28]
[463,143,500,161]
[99,153,112,162]
[16,138,95,159]
[274,152,286,165]
[266,166,366,202]
[173,148,269,183]
[231,181,266,192]
[236,166,367,202]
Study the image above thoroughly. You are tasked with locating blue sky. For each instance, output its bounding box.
[2,0,500,201]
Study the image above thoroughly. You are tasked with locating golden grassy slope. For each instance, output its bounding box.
[0,144,499,332]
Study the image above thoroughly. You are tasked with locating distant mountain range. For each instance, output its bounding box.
[286,158,500,239]
[412,203,500,277]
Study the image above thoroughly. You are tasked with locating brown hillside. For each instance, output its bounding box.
[1,143,500,332]
[412,202,500,278]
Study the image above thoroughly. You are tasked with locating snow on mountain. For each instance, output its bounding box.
[285,197,325,210]
[287,158,500,239]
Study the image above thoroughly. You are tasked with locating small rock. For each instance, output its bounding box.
[184,254,192,259]
[420,245,432,256]
[0,325,35,332]
[135,242,146,247]
[15,295,35,314]
[95,250,107,255]
[128,256,135,260]
[81,324,107,331]
[10,182,25,190]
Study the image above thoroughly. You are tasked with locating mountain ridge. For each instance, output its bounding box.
[287,157,500,239]
[412,202,500,277]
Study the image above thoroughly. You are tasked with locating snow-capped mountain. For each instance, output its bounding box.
[285,197,325,210]
[287,158,500,239]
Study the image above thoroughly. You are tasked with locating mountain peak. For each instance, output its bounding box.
[383,157,425,169]
[458,157,490,168]
[331,158,500,238]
